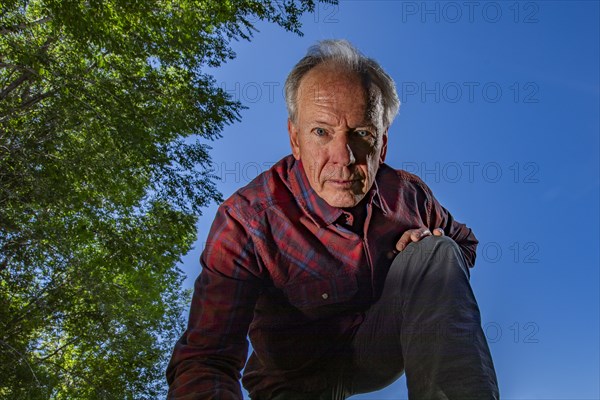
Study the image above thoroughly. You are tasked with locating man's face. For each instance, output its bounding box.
[288,64,388,208]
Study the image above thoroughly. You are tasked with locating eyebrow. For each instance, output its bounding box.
[313,119,336,127]
[312,119,377,129]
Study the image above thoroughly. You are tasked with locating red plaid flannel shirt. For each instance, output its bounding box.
[166,155,478,399]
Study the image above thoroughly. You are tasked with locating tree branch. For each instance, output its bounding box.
[35,335,81,362]
[0,70,33,100]
[0,17,52,36]
[0,339,42,386]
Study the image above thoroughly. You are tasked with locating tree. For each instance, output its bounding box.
[0,1,330,398]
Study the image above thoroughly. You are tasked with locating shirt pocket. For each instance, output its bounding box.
[282,273,358,314]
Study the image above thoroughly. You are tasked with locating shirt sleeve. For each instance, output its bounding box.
[166,205,263,399]
[424,188,479,268]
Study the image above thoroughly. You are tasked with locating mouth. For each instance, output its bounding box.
[327,179,361,188]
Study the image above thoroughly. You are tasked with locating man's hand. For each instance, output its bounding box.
[396,227,445,252]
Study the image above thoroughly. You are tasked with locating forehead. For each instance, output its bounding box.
[296,64,383,125]
[298,64,368,104]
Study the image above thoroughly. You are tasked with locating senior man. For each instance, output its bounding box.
[167,40,499,399]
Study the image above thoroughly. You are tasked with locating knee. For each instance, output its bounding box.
[404,235,459,258]
[394,235,469,278]
[419,234,454,247]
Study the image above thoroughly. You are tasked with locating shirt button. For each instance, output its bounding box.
[321,293,329,300]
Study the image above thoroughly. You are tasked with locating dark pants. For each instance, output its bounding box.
[272,236,499,400]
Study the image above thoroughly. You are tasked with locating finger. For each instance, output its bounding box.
[396,228,431,252]
[395,230,414,252]
[433,228,445,236]
[412,228,431,242]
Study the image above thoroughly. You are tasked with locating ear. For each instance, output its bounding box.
[379,129,388,164]
[288,119,301,160]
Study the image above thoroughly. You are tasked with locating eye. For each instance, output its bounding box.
[313,127,326,137]
[355,130,371,138]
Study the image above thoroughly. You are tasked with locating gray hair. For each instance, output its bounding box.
[284,39,400,128]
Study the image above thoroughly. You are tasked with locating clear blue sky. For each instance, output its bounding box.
[178,1,600,398]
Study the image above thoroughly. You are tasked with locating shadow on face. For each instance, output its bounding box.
[288,63,388,208]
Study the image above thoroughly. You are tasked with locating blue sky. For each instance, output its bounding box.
[177,1,600,398]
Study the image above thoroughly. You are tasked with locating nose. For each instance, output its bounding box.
[329,135,356,166]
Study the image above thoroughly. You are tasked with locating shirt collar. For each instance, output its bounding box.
[371,176,390,216]
[289,157,388,228]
